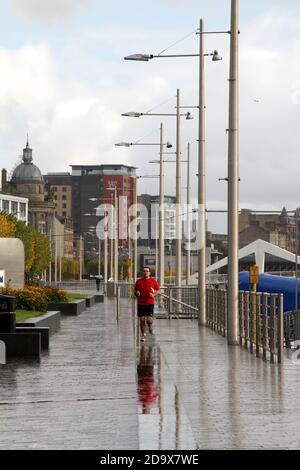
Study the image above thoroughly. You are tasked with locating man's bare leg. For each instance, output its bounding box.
[140,316,146,340]
[147,316,154,334]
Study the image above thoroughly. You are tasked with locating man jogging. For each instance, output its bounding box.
[134,266,160,342]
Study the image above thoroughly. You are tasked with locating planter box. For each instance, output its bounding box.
[85,296,95,308]
[16,327,49,350]
[17,311,61,335]
[48,299,86,316]
[0,332,41,359]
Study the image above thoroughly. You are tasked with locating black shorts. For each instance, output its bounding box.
[137,304,154,317]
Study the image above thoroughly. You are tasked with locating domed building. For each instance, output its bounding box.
[2,139,55,235]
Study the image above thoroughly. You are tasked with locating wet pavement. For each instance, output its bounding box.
[0,298,138,450]
[1,297,300,449]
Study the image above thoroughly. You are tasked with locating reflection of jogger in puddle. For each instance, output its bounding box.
[137,345,160,414]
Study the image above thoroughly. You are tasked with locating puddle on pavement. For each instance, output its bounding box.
[135,335,197,450]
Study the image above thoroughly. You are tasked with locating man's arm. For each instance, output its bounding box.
[150,281,161,298]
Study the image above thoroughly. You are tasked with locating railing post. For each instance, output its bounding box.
[169,287,173,319]
[239,291,244,346]
[249,292,254,354]
[244,292,250,350]
[116,285,120,323]
[277,294,284,364]
[206,288,210,327]
[256,293,261,358]
[270,295,276,364]
[262,294,268,361]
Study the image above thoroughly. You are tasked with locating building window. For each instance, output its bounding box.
[63,211,67,217]
[63,187,67,192]
[20,203,26,219]
[63,203,67,209]
[2,200,9,213]
[11,201,18,215]
[62,195,67,200]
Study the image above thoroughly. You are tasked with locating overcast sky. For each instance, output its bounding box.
[0,0,300,232]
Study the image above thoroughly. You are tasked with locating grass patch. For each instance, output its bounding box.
[16,310,45,322]
[66,293,86,302]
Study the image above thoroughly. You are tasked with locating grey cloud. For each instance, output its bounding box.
[12,0,93,20]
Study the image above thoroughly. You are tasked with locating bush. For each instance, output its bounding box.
[0,286,48,312]
[0,286,68,311]
[43,287,68,303]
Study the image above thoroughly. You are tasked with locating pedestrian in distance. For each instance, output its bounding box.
[95,276,102,292]
[134,266,160,342]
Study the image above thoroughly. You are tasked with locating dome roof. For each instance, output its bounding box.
[11,140,44,183]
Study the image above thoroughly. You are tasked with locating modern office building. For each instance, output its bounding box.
[45,164,137,258]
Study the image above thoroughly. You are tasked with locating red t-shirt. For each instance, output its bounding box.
[135,277,160,305]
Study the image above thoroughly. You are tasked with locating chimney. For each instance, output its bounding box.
[1,169,7,190]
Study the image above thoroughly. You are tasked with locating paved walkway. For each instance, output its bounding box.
[1,297,300,449]
[0,299,138,450]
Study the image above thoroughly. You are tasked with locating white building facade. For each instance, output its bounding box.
[0,193,28,224]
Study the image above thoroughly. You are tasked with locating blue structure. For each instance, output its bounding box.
[239,272,300,312]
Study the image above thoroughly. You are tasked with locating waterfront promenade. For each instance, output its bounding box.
[0,297,300,449]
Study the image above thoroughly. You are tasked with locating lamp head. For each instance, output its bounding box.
[166,141,173,149]
[212,50,223,62]
[185,112,194,120]
[115,142,131,147]
[121,112,141,117]
[124,54,152,61]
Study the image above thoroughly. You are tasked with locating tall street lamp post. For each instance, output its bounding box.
[227,0,240,345]
[108,186,119,292]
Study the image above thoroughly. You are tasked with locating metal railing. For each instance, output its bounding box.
[160,286,198,319]
[238,291,284,363]
[283,310,300,348]
[206,288,227,337]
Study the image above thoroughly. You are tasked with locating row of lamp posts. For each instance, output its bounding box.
[123,0,240,345]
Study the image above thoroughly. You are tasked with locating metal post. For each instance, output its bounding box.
[159,122,165,287]
[114,187,119,290]
[59,236,62,283]
[227,0,240,345]
[186,142,191,286]
[98,237,101,278]
[54,233,58,284]
[155,214,158,279]
[278,294,284,364]
[116,285,120,323]
[79,235,83,281]
[175,88,182,286]
[134,181,138,282]
[104,225,108,284]
[198,18,206,326]
[49,228,52,285]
